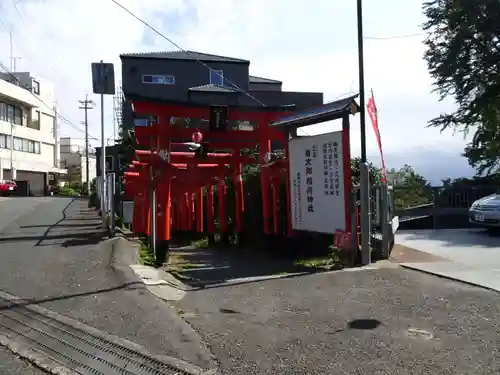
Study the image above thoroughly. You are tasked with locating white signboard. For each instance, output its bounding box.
[289,131,346,234]
[122,201,134,224]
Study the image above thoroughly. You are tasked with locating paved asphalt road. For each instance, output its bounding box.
[3,197,500,374]
[0,197,214,371]
[0,346,48,374]
[178,266,500,375]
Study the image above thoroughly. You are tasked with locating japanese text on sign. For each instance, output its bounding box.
[305,147,317,213]
[333,141,340,196]
[288,130,346,234]
[323,141,341,196]
[293,172,302,224]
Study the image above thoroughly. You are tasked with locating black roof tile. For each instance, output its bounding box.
[271,94,360,128]
[188,84,239,93]
[120,50,249,63]
[249,75,282,84]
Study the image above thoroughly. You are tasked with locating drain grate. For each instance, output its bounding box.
[0,294,207,375]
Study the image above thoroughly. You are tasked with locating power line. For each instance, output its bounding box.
[2,4,99,139]
[109,0,266,107]
[0,60,99,140]
[109,1,331,138]
[0,14,99,140]
[364,32,425,40]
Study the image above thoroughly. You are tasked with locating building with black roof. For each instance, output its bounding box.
[119,50,324,129]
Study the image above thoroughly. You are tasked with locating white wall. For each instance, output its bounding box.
[0,73,65,176]
[81,155,97,183]
[60,137,86,154]
[60,151,97,184]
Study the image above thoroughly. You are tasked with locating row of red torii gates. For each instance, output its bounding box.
[123,96,358,260]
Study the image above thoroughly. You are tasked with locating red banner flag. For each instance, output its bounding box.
[367,90,388,183]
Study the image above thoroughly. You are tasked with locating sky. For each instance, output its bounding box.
[0,0,475,181]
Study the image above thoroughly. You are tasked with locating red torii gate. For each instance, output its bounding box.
[124,101,293,258]
[123,95,358,263]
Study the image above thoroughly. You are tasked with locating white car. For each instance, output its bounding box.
[469,194,500,228]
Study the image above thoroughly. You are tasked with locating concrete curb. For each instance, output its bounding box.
[133,259,398,295]
[400,263,500,293]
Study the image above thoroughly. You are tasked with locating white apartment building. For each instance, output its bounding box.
[0,72,66,195]
[59,137,97,186]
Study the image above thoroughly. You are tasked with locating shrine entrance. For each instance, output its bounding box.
[123,96,360,265]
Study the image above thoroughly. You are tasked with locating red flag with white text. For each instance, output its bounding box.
[366,90,388,183]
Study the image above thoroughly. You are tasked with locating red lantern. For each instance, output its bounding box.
[192,130,203,143]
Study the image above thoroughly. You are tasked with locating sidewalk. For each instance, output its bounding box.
[394,230,500,292]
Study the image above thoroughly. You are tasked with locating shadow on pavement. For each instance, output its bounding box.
[320,318,384,336]
[397,228,500,248]
[20,223,100,229]
[61,231,107,247]
[166,246,328,288]
[0,282,144,311]
[0,231,104,244]
[63,217,100,221]
[34,199,76,246]
[0,198,105,247]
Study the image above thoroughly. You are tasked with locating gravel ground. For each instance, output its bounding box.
[177,267,500,374]
[0,198,214,370]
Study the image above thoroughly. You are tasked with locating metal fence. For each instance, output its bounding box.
[351,184,396,259]
[393,185,500,230]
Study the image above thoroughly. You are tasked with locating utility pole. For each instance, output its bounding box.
[10,116,15,181]
[9,30,21,72]
[357,0,371,265]
[78,95,95,195]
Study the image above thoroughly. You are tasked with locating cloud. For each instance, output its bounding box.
[0,0,470,164]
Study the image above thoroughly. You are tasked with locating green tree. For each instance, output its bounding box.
[422,0,500,174]
[388,165,432,208]
[350,157,382,185]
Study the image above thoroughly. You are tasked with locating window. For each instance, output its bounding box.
[33,80,40,95]
[22,109,28,126]
[209,69,224,85]
[106,156,114,171]
[13,137,22,151]
[29,110,40,130]
[0,103,28,125]
[0,103,6,121]
[0,134,40,153]
[134,118,149,127]
[6,105,14,123]
[14,107,22,125]
[142,74,175,85]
